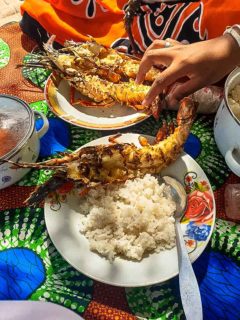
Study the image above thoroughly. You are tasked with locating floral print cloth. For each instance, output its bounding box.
[0,23,240,320]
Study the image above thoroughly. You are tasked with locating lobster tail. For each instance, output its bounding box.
[26,173,69,208]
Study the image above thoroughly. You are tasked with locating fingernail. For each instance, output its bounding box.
[135,76,140,84]
[166,94,177,107]
[142,99,148,106]
[166,93,172,104]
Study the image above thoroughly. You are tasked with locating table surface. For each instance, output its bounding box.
[0,23,240,320]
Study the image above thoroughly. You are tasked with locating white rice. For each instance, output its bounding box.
[78,174,176,261]
[228,84,240,120]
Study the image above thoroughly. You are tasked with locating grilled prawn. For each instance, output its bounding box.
[5,97,197,207]
[55,36,159,82]
[27,36,159,83]
[28,37,160,112]
[65,72,153,110]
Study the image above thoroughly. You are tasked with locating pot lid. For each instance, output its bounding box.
[0,95,34,159]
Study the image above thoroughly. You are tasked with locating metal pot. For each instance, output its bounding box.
[0,95,49,189]
[214,67,240,177]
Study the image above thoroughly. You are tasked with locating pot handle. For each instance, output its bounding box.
[34,111,49,138]
[225,149,240,177]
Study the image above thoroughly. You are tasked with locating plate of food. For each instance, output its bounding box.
[9,97,215,286]
[43,130,215,287]
[40,36,161,130]
[44,74,152,130]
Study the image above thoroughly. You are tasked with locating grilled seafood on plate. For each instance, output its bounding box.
[25,36,162,118]
[62,38,159,82]
[2,97,197,207]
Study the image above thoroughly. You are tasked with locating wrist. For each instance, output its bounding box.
[221,34,240,65]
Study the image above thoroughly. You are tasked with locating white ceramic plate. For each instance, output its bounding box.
[0,301,84,320]
[44,74,151,130]
[45,133,216,287]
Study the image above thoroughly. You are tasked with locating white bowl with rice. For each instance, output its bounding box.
[45,133,216,287]
[214,67,240,176]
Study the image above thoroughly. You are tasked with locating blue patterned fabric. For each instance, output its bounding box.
[0,248,45,299]
[195,249,240,320]
[35,118,71,158]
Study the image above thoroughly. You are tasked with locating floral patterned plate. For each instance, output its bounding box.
[44,133,216,287]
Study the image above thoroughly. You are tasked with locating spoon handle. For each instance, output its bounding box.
[175,220,203,320]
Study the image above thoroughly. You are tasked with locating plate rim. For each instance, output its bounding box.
[44,133,216,287]
[44,73,152,131]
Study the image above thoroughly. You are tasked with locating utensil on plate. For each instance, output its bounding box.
[161,176,203,320]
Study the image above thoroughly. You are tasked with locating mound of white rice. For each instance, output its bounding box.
[228,85,240,120]
[78,174,176,261]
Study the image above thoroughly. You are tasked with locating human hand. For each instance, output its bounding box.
[136,35,240,107]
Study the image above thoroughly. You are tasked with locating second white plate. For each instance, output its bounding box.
[45,133,216,287]
[44,74,151,130]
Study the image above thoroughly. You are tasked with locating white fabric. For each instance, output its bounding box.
[0,0,21,27]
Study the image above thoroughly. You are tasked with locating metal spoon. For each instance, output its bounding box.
[161,176,203,320]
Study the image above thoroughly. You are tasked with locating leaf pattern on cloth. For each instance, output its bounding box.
[22,53,51,88]
[0,38,10,68]
[211,219,240,264]
[126,283,184,320]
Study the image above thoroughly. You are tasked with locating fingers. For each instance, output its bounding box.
[142,65,184,106]
[167,78,204,106]
[145,38,181,54]
[144,40,166,54]
[136,48,173,84]
[136,38,181,84]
